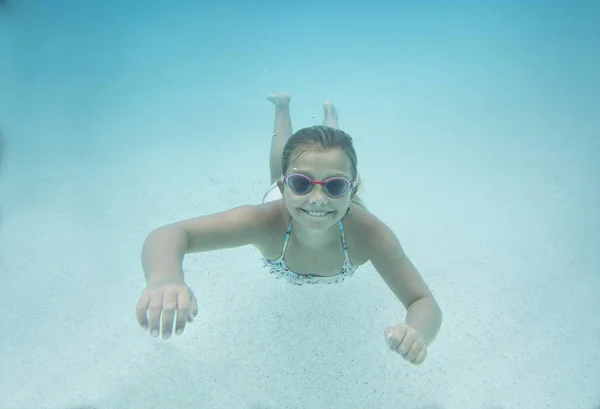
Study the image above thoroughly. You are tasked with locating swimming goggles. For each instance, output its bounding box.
[283,173,354,198]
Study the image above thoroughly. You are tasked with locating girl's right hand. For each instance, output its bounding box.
[135,279,198,339]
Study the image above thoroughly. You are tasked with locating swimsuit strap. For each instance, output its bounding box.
[337,220,352,263]
[278,221,293,260]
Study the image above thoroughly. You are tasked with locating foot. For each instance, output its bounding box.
[267,93,291,108]
[323,101,339,127]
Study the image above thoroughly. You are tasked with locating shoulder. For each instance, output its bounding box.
[171,200,288,254]
[342,203,401,261]
[254,199,289,226]
[252,199,291,251]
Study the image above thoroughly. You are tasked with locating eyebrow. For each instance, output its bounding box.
[290,169,350,179]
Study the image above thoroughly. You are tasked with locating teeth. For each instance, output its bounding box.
[307,211,329,217]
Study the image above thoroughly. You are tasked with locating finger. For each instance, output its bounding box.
[135,293,151,329]
[174,291,191,335]
[147,292,164,338]
[387,325,408,351]
[187,294,199,322]
[412,348,427,365]
[396,332,416,356]
[160,291,178,339]
[403,339,421,362]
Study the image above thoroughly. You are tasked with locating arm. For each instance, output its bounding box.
[141,205,271,284]
[138,204,274,338]
[367,220,442,347]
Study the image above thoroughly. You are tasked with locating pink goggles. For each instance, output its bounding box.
[283,173,354,198]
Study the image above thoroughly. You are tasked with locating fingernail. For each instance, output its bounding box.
[176,328,183,335]
[151,329,159,337]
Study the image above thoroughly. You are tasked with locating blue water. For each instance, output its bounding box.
[1,1,599,408]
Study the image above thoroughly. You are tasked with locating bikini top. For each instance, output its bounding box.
[262,220,358,285]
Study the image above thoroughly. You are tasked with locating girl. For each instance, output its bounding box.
[135,93,442,365]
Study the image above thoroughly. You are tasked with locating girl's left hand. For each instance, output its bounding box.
[384,323,427,365]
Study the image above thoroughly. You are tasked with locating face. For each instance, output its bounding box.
[278,147,354,230]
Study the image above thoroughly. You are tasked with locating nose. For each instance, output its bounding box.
[308,184,328,203]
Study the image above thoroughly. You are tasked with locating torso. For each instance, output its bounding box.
[256,200,371,277]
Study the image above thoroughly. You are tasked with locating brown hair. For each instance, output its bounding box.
[281,125,367,210]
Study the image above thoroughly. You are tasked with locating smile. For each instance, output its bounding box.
[302,209,333,217]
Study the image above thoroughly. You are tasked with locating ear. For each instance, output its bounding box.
[350,174,362,199]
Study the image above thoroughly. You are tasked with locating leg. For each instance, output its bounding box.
[322,101,340,129]
[267,93,292,184]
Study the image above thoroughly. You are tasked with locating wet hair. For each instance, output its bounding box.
[281,125,367,210]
